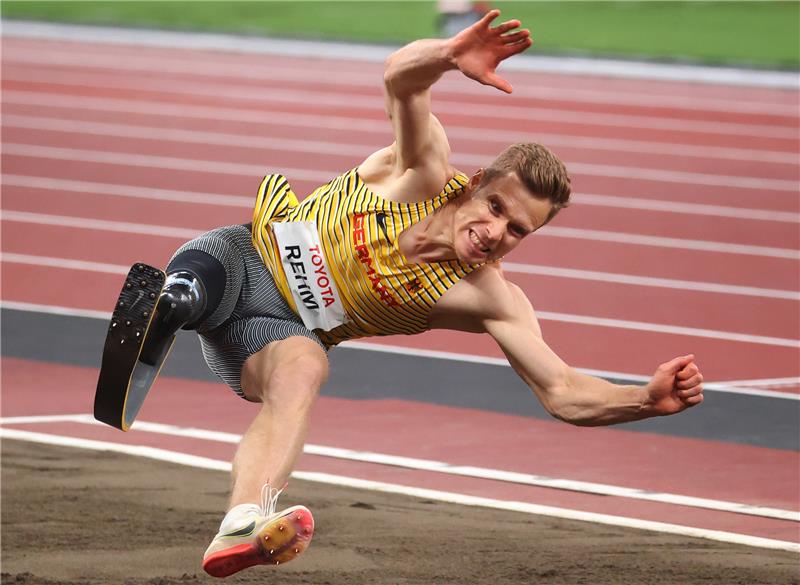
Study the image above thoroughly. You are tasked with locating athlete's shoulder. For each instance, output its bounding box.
[358,141,459,204]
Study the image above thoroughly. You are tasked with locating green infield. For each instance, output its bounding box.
[2,1,798,69]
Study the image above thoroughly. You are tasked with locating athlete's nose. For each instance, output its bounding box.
[486,219,505,244]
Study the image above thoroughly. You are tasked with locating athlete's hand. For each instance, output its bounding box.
[450,9,532,94]
[643,355,705,416]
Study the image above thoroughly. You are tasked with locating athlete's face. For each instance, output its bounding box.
[453,171,553,264]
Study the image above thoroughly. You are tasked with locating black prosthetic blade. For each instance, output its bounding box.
[94,263,165,431]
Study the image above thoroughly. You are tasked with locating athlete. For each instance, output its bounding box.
[94,10,704,578]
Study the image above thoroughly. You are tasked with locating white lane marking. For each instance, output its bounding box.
[6,173,799,225]
[3,243,799,346]
[5,115,798,193]
[1,235,798,345]
[1,428,797,553]
[1,300,797,399]
[502,263,800,301]
[3,67,797,140]
[5,205,799,262]
[0,301,112,320]
[571,193,800,223]
[537,310,799,348]
[2,210,203,239]
[3,142,329,181]
[6,250,797,300]
[716,376,800,387]
[5,91,797,164]
[5,49,799,116]
[545,226,799,259]
[3,174,253,208]
[1,413,797,522]
[2,253,130,275]
[4,20,799,89]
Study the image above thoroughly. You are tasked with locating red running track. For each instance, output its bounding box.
[1,31,798,549]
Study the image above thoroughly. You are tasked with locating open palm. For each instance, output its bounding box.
[451,9,532,93]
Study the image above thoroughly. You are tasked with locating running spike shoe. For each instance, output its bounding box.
[202,505,315,578]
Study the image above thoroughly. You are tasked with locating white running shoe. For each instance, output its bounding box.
[202,486,314,578]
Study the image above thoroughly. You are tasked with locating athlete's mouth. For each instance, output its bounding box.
[469,229,490,254]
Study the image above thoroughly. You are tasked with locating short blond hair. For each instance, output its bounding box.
[481,143,571,223]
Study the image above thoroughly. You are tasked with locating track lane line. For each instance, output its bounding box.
[1,413,796,522]
[6,250,796,300]
[1,428,797,553]
[6,208,796,260]
[4,172,799,223]
[6,115,797,185]
[5,49,798,116]
[5,91,796,162]
[5,68,797,139]
[5,138,797,194]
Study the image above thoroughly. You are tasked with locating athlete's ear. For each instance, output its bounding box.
[469,168,484,190]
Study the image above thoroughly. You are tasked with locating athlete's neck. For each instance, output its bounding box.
[398,197,463,263]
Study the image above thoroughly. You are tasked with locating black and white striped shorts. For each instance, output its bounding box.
[169,224,325,397]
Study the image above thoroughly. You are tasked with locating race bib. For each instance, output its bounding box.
[271,221,347,331]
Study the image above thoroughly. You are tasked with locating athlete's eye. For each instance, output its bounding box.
[509,224,527,238]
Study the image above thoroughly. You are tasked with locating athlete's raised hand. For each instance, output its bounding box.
[644,355,705,416]
[450,9,532,94]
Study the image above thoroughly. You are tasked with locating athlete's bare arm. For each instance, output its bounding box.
[359,9,532,202]
[430,268,705,426]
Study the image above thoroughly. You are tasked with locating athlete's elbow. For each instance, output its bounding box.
[538,386,597,427]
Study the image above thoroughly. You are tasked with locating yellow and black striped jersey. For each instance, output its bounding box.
[252,167,480,347]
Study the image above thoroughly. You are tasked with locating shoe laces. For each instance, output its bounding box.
[260,482,286,517]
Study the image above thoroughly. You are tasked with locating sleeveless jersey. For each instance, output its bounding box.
[251,168,480,347]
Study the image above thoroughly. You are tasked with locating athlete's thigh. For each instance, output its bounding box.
[240,336,329,403]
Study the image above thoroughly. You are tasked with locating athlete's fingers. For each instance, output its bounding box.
[677,362,699,380]
[494,19,522,35]
[684,393,704,406]
[483,71,513,93]
[502,36,533,58]
[677,373,703,389]
[659,354,695,375]
[677,384,703,398]
[501,29,531,44]
[478,9,501,28]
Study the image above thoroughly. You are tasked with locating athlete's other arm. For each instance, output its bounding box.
[434,268,705,426]
[381,10,532,193]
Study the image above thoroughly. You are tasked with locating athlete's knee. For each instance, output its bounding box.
[241,337,328,403]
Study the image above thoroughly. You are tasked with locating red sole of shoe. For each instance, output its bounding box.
[203,507,315,578]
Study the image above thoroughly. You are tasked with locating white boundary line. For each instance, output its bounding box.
[6,250,796,301]
[6,114,798,193]
[1,248,796,346]
[4,20,799,89]
[4,67,796,140]
[5,91,797,165]
[1,300,797,401]
[5,202,799,261]
[3,413,795,522]
[5,46,799,116]
[6,171,799,224]
[3,66,797,141]
[716,376,800,387]
[1,427,797,553]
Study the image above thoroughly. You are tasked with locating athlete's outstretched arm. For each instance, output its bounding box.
[383,10,531,179]
[482,282,705,426]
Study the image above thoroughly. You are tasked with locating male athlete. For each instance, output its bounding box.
[94,10,704,578]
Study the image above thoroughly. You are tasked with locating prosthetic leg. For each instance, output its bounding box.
[94,263,206,430]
